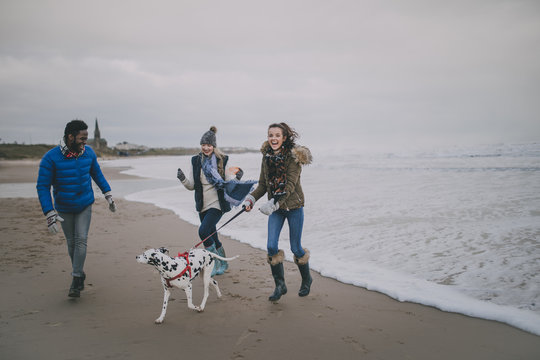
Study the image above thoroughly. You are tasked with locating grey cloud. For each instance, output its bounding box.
[1,0,539,151]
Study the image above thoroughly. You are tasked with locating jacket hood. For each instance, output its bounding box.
[260,141,313,166]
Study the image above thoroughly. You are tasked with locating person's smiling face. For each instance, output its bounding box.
[268,127,285,152]
[201,143,214,156]
[68,130,88,153]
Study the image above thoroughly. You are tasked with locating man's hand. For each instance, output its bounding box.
[105,192,116,212]
[46,210,64,234]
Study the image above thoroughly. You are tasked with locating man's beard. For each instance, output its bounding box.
[69,142,82,153]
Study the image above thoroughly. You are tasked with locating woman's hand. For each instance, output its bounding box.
[177,168,186,182]
[242,194,255,212]
[259,198,279,215]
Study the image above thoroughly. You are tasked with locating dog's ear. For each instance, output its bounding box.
[147,252,157,265]
[158,247,169,254]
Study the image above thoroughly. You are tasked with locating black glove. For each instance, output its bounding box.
[235,168,244,180]
[177,168,186,182]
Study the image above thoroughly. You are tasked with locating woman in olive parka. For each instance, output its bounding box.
[242,122,313,302]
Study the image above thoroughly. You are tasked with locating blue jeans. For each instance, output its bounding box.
[59,205,92,277]
[267,207,305,258]
[199,208,223,248]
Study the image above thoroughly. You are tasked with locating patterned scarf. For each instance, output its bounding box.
[201,154,257,206]
[201,154,225,190]
[60,138,85,158]
[265,147,287,201]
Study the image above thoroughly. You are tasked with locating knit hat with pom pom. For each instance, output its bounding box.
[200,126,217,147]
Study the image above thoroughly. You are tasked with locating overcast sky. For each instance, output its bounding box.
[1,0,539,153]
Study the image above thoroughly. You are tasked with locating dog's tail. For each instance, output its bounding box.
[208,253,240,261]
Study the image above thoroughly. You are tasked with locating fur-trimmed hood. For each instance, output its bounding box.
[260,141,313,166]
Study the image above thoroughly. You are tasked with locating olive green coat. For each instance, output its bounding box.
[250,141,312,210]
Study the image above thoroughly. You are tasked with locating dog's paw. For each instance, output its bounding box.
[155,318,164,324]
[195,306,203,312]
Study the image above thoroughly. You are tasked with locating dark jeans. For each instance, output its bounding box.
[199,208,223,248]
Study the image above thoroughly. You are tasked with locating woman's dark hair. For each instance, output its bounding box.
[268,122,298,150]
[64,120,88,142]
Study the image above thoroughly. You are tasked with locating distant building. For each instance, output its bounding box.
[114,141,149,156]
[94,119,101,140]
[87,118,108,151]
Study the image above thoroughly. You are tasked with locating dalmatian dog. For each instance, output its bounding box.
[136,247,239,324]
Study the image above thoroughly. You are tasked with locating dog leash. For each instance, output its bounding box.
[192,207,246,249]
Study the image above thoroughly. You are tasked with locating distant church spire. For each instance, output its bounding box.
[94,118,101,140]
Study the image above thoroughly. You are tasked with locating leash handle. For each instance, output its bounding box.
[192,207,246,248]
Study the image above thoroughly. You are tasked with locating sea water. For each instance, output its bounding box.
[3,143,539,335]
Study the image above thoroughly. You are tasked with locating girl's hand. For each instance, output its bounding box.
[177,168,186,181]
[242,195,255,212]
[259,199,279,216]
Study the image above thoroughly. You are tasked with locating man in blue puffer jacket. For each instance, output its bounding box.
[36,119,117,298]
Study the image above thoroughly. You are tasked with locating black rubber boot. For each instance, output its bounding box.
[296,263,312,297]
[78,272,86,291]
[269,263,287,302]
[294,249,312,297]
[68,277,82,298]
[268,250,287,302]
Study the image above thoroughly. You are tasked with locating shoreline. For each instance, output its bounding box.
[0,158,142,183]
[1,162,539,359]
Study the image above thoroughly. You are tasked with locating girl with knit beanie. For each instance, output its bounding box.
[177,126,245,276]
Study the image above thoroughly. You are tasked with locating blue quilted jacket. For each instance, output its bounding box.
[36,145,111,214]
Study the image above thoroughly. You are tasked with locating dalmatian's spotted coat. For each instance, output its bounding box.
[136,247,238,324]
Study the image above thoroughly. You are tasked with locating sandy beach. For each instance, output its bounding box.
[0,161,539,359]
